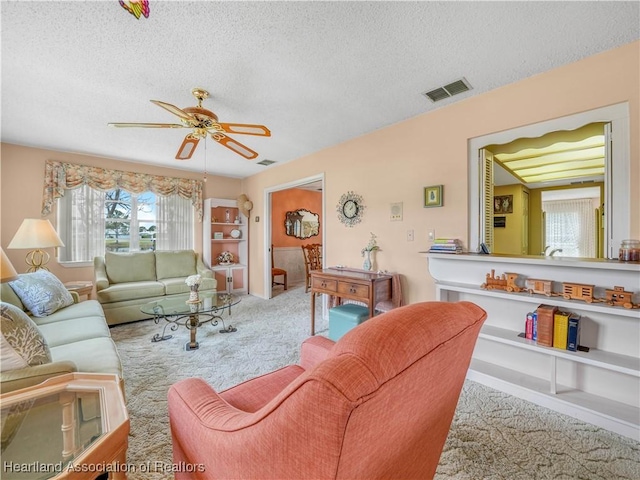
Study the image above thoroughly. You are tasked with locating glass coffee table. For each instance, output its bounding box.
[140,291,240,351]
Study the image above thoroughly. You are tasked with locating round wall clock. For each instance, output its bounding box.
[337,191,365,227]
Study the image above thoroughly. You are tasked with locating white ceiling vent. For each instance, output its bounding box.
[423,78,472,103]
[257,159,276,166]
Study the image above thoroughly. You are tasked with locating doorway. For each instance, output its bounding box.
[264,174,325,299]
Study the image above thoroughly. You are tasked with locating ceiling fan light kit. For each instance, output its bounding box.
[108,88,270,161]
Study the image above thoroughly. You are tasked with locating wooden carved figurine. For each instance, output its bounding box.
[481,270,523,292]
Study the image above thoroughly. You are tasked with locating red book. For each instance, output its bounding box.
[536,304,557,347]
[525,312,534,340]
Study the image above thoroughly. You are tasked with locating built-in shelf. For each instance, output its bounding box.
[427,253,640,440]
[468,359,640,439]
[480,325,640,377]
[436,282,640,319]
[203,198,248,294]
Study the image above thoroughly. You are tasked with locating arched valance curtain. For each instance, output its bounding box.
[42,160,203,221]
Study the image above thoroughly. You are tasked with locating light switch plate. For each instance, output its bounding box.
[390,202,403,221]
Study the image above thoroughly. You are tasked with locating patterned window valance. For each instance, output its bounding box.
[42,160,203,221]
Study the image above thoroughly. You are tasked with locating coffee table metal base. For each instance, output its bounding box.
[151,308,237,351]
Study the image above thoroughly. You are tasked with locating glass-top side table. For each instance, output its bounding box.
[0,373,128,480]
[140,291,241,350]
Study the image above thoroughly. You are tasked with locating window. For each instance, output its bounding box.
[542,198,597,258]
[58,187,194,263]
[105,189,156,253]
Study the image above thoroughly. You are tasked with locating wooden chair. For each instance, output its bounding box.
[271,245,287,290]
[301,244,322,293]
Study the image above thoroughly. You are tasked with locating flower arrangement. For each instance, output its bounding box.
[217,251,235,265]
[361,232,380,256]
[185,274,202,289]
[185,274,202,303]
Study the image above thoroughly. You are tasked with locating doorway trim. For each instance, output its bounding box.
[263,173,325,298]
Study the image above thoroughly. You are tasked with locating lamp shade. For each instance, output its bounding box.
[1,247,19,283]
[8,219,64,249]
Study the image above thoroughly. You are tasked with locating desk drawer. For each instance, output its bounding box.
[312,277,338,292]
[337,281,370,298]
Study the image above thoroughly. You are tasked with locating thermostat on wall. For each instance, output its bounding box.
[390,202,403,221]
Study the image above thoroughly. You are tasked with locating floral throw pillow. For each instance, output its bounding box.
[0,302,52,372]
[9,270,74,317]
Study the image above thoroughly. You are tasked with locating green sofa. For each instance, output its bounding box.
[94,250,216,326]
[0,284,123,394]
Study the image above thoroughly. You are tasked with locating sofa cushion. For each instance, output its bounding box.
[160,278,192,296]
[37,316,111,348]
[160,277,217,296]
[51,337,122,377]
[97,281,165,304]
[105,251,156,284]
[8,271,74,317]
[0,302,52,372]
[155,250,197,280]
[0,283,26,312]
[31,300,105,326]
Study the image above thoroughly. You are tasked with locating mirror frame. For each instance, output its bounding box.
[285,209,320,239]
[468,103,630,259]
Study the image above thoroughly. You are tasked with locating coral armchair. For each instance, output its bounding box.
[168,301,487,480]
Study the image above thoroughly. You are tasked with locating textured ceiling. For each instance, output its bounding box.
[2,1,639,179]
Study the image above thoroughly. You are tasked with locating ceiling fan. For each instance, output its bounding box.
[108,88,270,160]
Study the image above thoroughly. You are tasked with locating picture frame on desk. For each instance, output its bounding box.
[424,185,443,208]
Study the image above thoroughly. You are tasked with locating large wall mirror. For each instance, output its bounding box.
[285,209,319,239]
[469,103,631,259]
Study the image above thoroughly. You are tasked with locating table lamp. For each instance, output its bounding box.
[8,219,65,272]
[1,247,19,282]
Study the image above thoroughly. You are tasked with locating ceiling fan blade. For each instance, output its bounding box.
[150,100,194,121]
[108,122,185,128]
[176,134,200,160]
[211,132,259,160]
[215,123,271,137]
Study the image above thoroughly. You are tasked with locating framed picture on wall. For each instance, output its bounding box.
[494,195,513,214]
[424,185,443,208]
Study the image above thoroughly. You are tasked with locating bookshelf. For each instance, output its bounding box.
[203,198,248,294]
[425,252,640,440]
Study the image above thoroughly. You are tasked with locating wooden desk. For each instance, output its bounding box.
[310,268,392,335]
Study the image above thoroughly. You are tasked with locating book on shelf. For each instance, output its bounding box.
[567,313,582,352]
[532,311,538,341]
[535,304,557,347]
[428,238,464,254]
[553,311,571,350]
[525,312,535,340]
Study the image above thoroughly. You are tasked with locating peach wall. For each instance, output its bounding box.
[0,143,242,283]
[2,42,637,304]
[242,41,639,302]
[271,188,322,248]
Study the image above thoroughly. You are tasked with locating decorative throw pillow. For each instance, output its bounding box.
[0,302,52,372]
[8,270,74,317]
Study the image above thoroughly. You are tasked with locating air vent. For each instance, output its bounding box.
[423,77,472,103]
[257,159,276,166]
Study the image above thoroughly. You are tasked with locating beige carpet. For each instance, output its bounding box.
[110,284,640,479]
